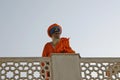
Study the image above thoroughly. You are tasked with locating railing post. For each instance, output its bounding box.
[50,53,81,80]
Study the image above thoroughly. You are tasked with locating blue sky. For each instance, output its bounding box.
[0,0,120,57]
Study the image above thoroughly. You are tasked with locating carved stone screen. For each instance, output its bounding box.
[0,57,51,80]
[0,55,120,80]
[80,58,120,80]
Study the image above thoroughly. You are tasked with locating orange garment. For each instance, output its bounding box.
[42,37,75,57]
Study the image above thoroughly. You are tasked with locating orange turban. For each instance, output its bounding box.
[47,23,62,37]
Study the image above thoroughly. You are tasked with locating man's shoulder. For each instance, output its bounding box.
[60,37,69,41]
[60,37,69,40]
[44,42,52,46]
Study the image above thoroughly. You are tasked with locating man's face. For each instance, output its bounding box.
[51,32,61,39]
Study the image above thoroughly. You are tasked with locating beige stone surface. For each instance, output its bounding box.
[51,54,81,80]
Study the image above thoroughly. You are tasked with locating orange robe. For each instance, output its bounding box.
[42,37,75,57]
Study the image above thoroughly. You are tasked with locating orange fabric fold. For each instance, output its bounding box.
[42,37,75,57]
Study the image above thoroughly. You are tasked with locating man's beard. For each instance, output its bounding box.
[53,38,59,42]
[53,38,60,45]
[55,35,60,39]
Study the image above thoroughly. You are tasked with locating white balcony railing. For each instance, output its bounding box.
[80,57,120,80]
[0,54,120,80]
[0,57,51,80]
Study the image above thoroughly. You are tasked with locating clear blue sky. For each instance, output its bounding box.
[0,0,120,57]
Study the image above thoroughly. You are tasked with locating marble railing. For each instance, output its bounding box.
[0,54,120,80]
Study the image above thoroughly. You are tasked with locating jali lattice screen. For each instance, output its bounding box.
[80,58,120,80]
[0,57,51,80]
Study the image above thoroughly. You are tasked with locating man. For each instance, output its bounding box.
[42,23,75,57]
